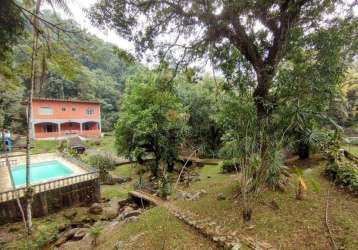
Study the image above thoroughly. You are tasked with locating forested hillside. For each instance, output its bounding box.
[1,10,137,132]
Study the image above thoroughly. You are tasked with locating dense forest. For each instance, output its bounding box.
[1,10,137,132]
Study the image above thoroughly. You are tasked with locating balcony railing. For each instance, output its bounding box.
[35,129,101,138]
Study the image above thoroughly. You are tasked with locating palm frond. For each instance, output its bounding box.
[45,0,72,16]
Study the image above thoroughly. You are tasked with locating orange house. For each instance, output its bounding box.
[31,98,101,140]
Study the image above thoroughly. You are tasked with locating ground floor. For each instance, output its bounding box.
[32,119,101,139]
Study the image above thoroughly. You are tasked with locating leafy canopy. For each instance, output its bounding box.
[115,68,188,168]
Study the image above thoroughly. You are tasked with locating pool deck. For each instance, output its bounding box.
[0,153,88,193]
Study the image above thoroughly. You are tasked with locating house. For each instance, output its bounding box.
[31,98,101,139]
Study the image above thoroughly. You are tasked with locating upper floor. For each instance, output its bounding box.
[32,98,101,120]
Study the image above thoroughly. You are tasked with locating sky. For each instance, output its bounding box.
[43,0,135,52]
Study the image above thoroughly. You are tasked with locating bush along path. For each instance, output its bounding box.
[129,190,274,250]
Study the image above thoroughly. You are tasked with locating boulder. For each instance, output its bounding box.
[58,224,68,232]
[120,205,134,214]
[55,235,67,247]
[175,192,187,201]
[120,210,142,220]
[217,193,226,200]
[101,207,118,220]
[64,228,79,240]
[118,199,130,208]
[72,229,87,241]
[88,203,103,215]
[63,210,77,220]
[188,190,207,201]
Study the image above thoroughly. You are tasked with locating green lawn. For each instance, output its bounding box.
[86,135,117,154]
[31,140,60,154]
[101,164,139,200]
[344,144,358,156]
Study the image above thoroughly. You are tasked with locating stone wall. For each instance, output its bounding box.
[0,178,100,225]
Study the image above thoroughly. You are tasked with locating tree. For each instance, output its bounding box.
[115,68,188,174]
[176,75,222,157]
[89,0,357,165]
[0,0,24,58]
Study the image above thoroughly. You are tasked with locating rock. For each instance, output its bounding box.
[120,205,134,214]
[81,217,96,224]
[63,210,77,220]
[101,207,118,220]
[120,210,142,220]
[58,224,68,232]
[231,243,241,250]
[217,193,226,200]
[125,216,139,223]
[199,189,207,195]
[118,199,130,208]
[64,228,79,240]
[99,197,110,203]
[88,203,103,215]
[72,229,87,241]
[175,192,187,200]
[55,235,67,247]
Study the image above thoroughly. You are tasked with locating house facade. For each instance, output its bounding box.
[31,98,101,139]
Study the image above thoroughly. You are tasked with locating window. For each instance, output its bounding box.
[86,108,95,115]
[39,107,53,115]
[72,107,76,111]
[61,107,66,111]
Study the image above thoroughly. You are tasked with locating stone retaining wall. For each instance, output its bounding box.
[0,178,100,225]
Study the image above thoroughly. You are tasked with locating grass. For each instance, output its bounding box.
[31,140,60,154]
[110,163,138,177]
[172,162,358,250]
[101,182,134,200]
[86,135,116,154]
[97,207,218,250]
[344,144,358,156]
[101,164,139,200]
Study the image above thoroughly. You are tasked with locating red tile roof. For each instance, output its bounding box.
[32,97,100,104]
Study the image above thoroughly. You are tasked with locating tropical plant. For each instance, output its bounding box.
[89,223,103,247]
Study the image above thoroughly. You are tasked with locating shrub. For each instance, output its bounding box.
[88,154,116,171]
[220,160,240,173]
[325,160,358,194]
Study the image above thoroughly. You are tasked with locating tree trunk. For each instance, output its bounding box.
[242,207,252,222]
[25,0,42,235]
[298,142,310,159]
[253,72,273,166]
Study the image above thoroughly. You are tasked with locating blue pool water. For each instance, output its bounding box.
[11,160,73,187]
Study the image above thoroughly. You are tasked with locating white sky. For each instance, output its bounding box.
[44,0,135,52]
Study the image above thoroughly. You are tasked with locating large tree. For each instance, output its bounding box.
[89,0,357,160]
[115,68,188,173]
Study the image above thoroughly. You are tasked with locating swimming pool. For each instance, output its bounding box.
[11,160,74,187]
